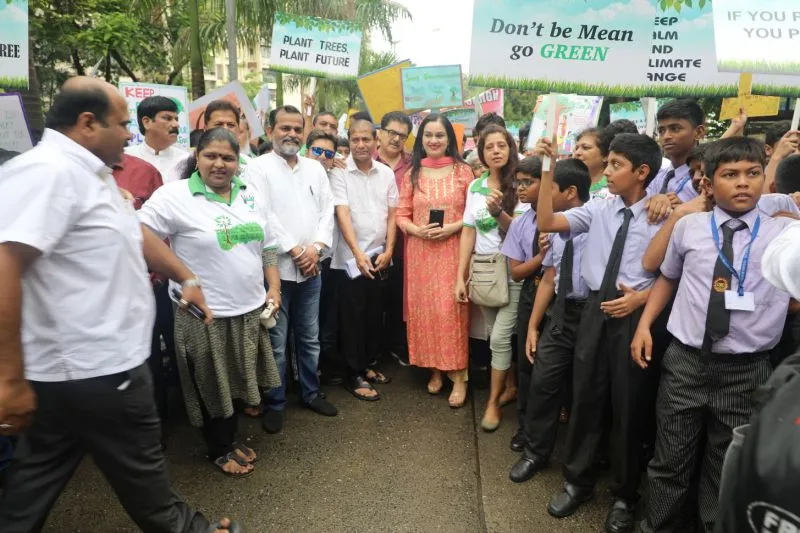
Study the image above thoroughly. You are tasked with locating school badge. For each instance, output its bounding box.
[713,277,728,293]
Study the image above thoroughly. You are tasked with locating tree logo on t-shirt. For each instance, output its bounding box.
[214,215,265,251]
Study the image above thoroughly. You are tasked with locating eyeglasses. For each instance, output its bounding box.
[512,180,536,189]
[382,128,409,141]
[310,146,336,159]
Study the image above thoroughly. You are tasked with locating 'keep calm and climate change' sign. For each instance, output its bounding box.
[469,0,800,97]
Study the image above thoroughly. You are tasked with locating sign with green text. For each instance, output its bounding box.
[269,13,362,79]
[469,0,800,97]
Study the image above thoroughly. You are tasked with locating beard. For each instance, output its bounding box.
[276,138,301,157]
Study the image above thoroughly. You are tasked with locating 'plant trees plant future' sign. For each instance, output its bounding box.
[469,0,800,97]
[269,13,363,80]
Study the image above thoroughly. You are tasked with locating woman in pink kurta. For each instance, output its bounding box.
[396,115,472,408]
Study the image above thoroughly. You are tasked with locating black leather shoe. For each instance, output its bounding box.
[510,430,525,452]
[604,499,636,533]
[306,396,338,417]
[261,409,284,434]
[547,483,594,518]
[509,454,547,483]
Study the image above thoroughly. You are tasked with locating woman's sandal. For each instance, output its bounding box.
[213,451,254,478]
[427,374,443,395]
[365,368,391,385]
[346,375,380,401]
[233,441,257,464]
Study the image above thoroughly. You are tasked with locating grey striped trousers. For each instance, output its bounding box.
[642,340,771,533]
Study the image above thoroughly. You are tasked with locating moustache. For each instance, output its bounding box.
[169,128,179,135]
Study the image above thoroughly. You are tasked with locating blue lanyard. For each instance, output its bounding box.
[674,174,691,194]
[710,213,760,296]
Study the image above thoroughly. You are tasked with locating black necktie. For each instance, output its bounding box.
[550,239,574,335]
[659,169,676,195]
[706,220,747,342]
[599,208,633,303]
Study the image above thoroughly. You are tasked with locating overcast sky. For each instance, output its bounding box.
[371,0,474,72]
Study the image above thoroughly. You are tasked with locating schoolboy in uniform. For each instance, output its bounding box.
[501,156,547,451]
[509,158,591,483]
[648,99,706,203]
[537,133,664,533]
[631,137,794,533]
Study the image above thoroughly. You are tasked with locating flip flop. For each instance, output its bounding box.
[365,368,391,385]
[213,452,254,478]
[346,375,380,401]
[233,441,257,464]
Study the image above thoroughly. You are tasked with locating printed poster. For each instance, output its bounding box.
[119,82,190,150]
[357,60,412,126]
[269,13,362,79]
[464,88,504,117]
[712,0,800,75]
[0,0,28,90]
[400,65,464,110]
[188,81,265,141]
[0,93,33,152]
[527,94,604,154]
[609,98,671,134]
[469,0,800,97]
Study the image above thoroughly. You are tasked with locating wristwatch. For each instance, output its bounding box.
[313,243,326,256]
[182,277,202,288]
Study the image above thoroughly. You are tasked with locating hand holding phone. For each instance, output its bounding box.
[171,288,207,321]
[429,209,445,228]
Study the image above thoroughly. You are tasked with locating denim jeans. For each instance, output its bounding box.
[267,275,322,410]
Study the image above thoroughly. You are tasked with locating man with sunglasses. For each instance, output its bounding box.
[375,111,414,366]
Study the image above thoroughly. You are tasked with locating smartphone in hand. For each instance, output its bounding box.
[171,288,207,321]
[429,209,445,228]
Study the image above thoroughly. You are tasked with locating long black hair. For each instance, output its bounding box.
[179,127,240,180]
[477,124,518,217]
[409,114,463,188]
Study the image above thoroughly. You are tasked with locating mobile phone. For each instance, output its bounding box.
[171,288,207,321]
[429,209,445,228]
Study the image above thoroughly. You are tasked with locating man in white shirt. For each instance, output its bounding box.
[125,95,191,184]
[0,77,238,533]
[243,105,338,433]
[331,115,398,401]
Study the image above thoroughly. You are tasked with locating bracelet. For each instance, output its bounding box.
[292,246,307,260]
[181,277,202,288]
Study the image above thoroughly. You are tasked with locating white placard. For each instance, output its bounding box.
[542,93,557,172]
[0,93,33,153]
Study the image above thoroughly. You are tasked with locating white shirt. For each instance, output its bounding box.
[763,220,800,300]
[242,151,335,282]
[462,176,528,255]
[330,157,399,270]
[0,129,154,382]
[139,173,276,318]
[125,140,191,184]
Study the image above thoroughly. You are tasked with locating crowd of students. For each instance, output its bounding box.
[2,77,800,532]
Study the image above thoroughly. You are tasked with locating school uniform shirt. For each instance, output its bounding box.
[0,129,154,382]
[330,157,399,270]
[763,220,800,300]
[542,233,590,300]
[501,208,537,262]
[647,162,694,202]
[562,195,662,292]
[660,206,792,354]
[242,151,335,283]
[138,173,276,318]
[463,174,528,255]
[125,141,191,184]
[758,193,800,216]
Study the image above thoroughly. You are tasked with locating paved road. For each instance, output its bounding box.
[44,362,613,532]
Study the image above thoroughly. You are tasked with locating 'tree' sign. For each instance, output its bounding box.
[469,0,800,97]
[0,0,28,90]
[269,13,362,79]
[712,0,800,75]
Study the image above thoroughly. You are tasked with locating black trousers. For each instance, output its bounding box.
[0,365,211,533]
[337,269,386,376]
[383,252,408,358]
[562,291,652,501]
[523,300,585,459]
[318,258,340,376]
[201,412,237,461]
[643,341,771,533]
[515,279,537,429]
[149,281,176,421]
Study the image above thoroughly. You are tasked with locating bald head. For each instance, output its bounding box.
[45,76,132,166]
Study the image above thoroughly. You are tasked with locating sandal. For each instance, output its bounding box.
[233,441,257,464]
[365,368,391,385]
[213,451,254,478]
[346,375,380,401]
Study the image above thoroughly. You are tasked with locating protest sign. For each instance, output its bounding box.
[119,82,190,150]
[464,88,504,117]
[357,60,412,126]
[441,107,479,132]
[712,0,800,76]
[400,65,464,110]
[469,0,800,97]
[528,94,603,155]
[719,96,781,120]
[0,0,28,90]
[0,93,33,152]
[269,13,362,79]
[188,81,265,141]
[791,100,800,131]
